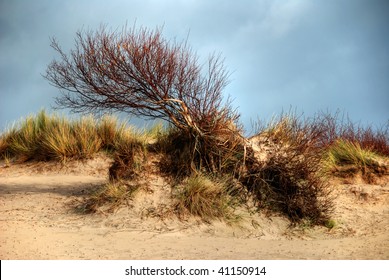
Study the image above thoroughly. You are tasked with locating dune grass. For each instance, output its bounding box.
[80,181,141,213]
[108,128,149,181]
[315,111,389,157]
[0,110,156,162]
[0,110,101,161]
[1,110,387,225]
[3,113,46,161]
[40,115,103,161]
[326,139,379,168]
[322,139,387,183]
[174,173,241,222]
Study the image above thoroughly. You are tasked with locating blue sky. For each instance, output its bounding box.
[1,0,388,134]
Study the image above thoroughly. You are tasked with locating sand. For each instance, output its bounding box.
[1,156,388,260]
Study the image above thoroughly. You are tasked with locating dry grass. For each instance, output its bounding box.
[97,115,127,152]
[0,111,101,161]
[4,115,44,161]
[174,173,241,222]
[0,110,140,162]
[108,129,148,181]
[1,110,387,226]
[323,139,388,182]
[80,181,141,213]
[40,116,103,161]
[326,139,379,168]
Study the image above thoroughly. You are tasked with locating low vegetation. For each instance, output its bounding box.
[0,110,150,162]
[80,181,141,213]
[245,113,334,224]
[326,139,379,168]
[157,125,245,180]
[316,111,389,157]
[316,112,389,182]
[323,139,387,183]
[173,173,241,222]
[1,110,388,226]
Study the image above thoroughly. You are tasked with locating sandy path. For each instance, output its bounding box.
[1,162,389,260]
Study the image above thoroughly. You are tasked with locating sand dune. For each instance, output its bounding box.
[1,157,388,259]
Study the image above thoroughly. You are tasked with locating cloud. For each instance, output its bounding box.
[261,0,312,38]
[1,0,388,132]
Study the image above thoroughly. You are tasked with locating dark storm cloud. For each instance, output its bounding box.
[1,0,388,132]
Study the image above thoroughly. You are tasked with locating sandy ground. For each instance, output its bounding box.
[1,156,388,260]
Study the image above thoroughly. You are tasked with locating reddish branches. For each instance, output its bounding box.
[45,26,238,136]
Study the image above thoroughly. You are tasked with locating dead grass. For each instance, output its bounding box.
[79,181,141,213]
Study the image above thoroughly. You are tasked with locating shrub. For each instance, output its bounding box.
[315,111,389,156]
[158,123,246,180]
[325,219,336,230]
[45,25,245,182]
[245,113,333,224]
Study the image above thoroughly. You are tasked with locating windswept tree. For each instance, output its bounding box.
[45,25,238,135]
[45,25,334,223]
[45,25,244,174]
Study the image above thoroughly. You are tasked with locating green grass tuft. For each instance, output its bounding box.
[326,139,379,168]
[322,139,387,182]
[324,219,336,230]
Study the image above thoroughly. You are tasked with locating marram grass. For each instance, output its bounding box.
[0,110,156,162]
[325,139,379,169]
[174,173,239,222]
[80,181,141,213]
[1,110,387,226]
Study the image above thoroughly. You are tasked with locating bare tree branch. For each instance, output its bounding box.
[45,25,237,136]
